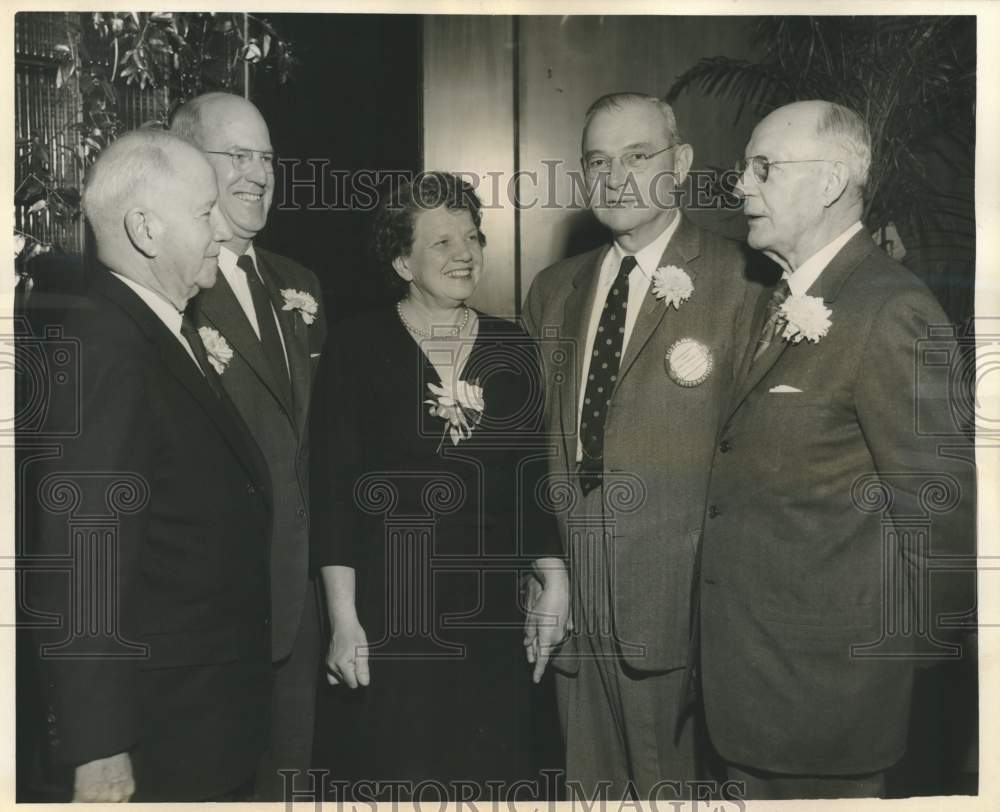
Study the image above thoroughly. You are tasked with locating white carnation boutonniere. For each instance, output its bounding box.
[650,265,694,310]
[779,294,833,344]
[425,379,485,450]
[198,326,233,374]
[280,288,319,325]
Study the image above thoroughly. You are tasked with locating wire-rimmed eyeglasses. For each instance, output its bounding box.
[204,149,278,173]
[582,144,676,177]
[735,155,836,184]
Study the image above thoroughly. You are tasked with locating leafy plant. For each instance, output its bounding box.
[14,11,298,275]
[666,16,975,319]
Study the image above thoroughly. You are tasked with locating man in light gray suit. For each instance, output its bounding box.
[523,92,757,799]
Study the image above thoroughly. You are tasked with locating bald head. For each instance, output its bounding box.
[170,92,275,253]
[739,100,871,270]
[169,92,266,148]
[756,100,871,196]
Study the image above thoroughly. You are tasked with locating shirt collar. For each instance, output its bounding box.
[785,221,864,296]
[219,242,258,275]
[110,271,184,335]
[610,211,682,280]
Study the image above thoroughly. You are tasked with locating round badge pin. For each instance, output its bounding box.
[665,338,713,387]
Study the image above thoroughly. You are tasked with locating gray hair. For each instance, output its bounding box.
[816,102,872,193]
[169,91,241,147]
[583,92,682,148]
[82,128,187,242]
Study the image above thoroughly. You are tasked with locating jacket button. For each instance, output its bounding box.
[297,507,306,519]
[246,483,256,496]
[719,439,732,453]
[707,505,720,519]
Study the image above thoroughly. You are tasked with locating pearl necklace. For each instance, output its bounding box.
[396,300,470,338]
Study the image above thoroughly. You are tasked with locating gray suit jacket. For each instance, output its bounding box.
[699,230,976,774]
[524,215,759,671]
[194,247,327,661]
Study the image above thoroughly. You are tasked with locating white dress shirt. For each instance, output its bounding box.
[111,272,203,371]
[218,244,290,371]
[784,221,864,296]
[576,212,682,461]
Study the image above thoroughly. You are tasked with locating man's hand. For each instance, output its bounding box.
[326,618,370,689]
[524,558,572,683]
[73,752,134,802]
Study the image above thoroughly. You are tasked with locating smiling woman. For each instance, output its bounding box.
[310,170,568,799]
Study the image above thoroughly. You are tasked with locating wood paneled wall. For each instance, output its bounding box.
[423,15,759,317]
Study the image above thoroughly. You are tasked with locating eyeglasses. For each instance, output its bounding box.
[582,145,676,176]
[204,149,278,173]
[735,155,834,184]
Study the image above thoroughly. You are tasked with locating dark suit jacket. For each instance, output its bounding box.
[699,231,976,775]
[30,271,274,801]
[524,216,759,672]
[194,247,327,661]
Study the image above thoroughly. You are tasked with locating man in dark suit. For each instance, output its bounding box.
[170,93,327,800]
[31,129,273,801]
[699,100,976,799]
[523,92,756,798]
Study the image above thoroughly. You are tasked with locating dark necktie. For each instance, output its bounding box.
[237,253,292,406]
[579,255,637,495]
[751,279,792,364]
[180,309,225,399]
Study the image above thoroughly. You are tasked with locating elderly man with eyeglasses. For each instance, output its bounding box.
[523,92,759,799]
[170,93,328,801]
[696,100,976,799]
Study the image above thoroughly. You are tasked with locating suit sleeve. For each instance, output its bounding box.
[311,324,365,569]
[31,343,151,766]
[854,289,976,650]
[518,331,563,560]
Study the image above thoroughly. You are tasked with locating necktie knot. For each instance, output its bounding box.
[618,255,638,282]
[236,253,256,276]
[772,278,791,307]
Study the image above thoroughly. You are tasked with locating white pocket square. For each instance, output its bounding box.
[769,385,803,393]
[310,352,322,358]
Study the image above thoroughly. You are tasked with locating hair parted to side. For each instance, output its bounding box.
[169,91,242,146]
[816,102,872,195]
[372,171,486,292]
[582,92,682,148]
[82,128,188,241]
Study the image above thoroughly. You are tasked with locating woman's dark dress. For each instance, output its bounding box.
[312,307,562,797]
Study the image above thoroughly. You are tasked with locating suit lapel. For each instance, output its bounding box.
[615,215,701,389]
[558,247,607,467]
[196,265,296,425]
[92,273,265,485]
[725,229,878,421]
[256,251,310,430]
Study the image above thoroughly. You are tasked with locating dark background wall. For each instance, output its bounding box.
[254,13,423,323]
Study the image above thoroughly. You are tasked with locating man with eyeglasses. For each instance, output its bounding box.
[697,100,975,798]
[170,93,328,801]
[523,92,758,798]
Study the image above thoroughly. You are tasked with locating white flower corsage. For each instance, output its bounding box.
[198,326,233,374]
[424,379,485,449]
[779,294,833,344]
[280,288,318,325]
[650,265,694,310]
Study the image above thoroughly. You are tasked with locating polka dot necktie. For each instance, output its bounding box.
[579,255,637,495]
